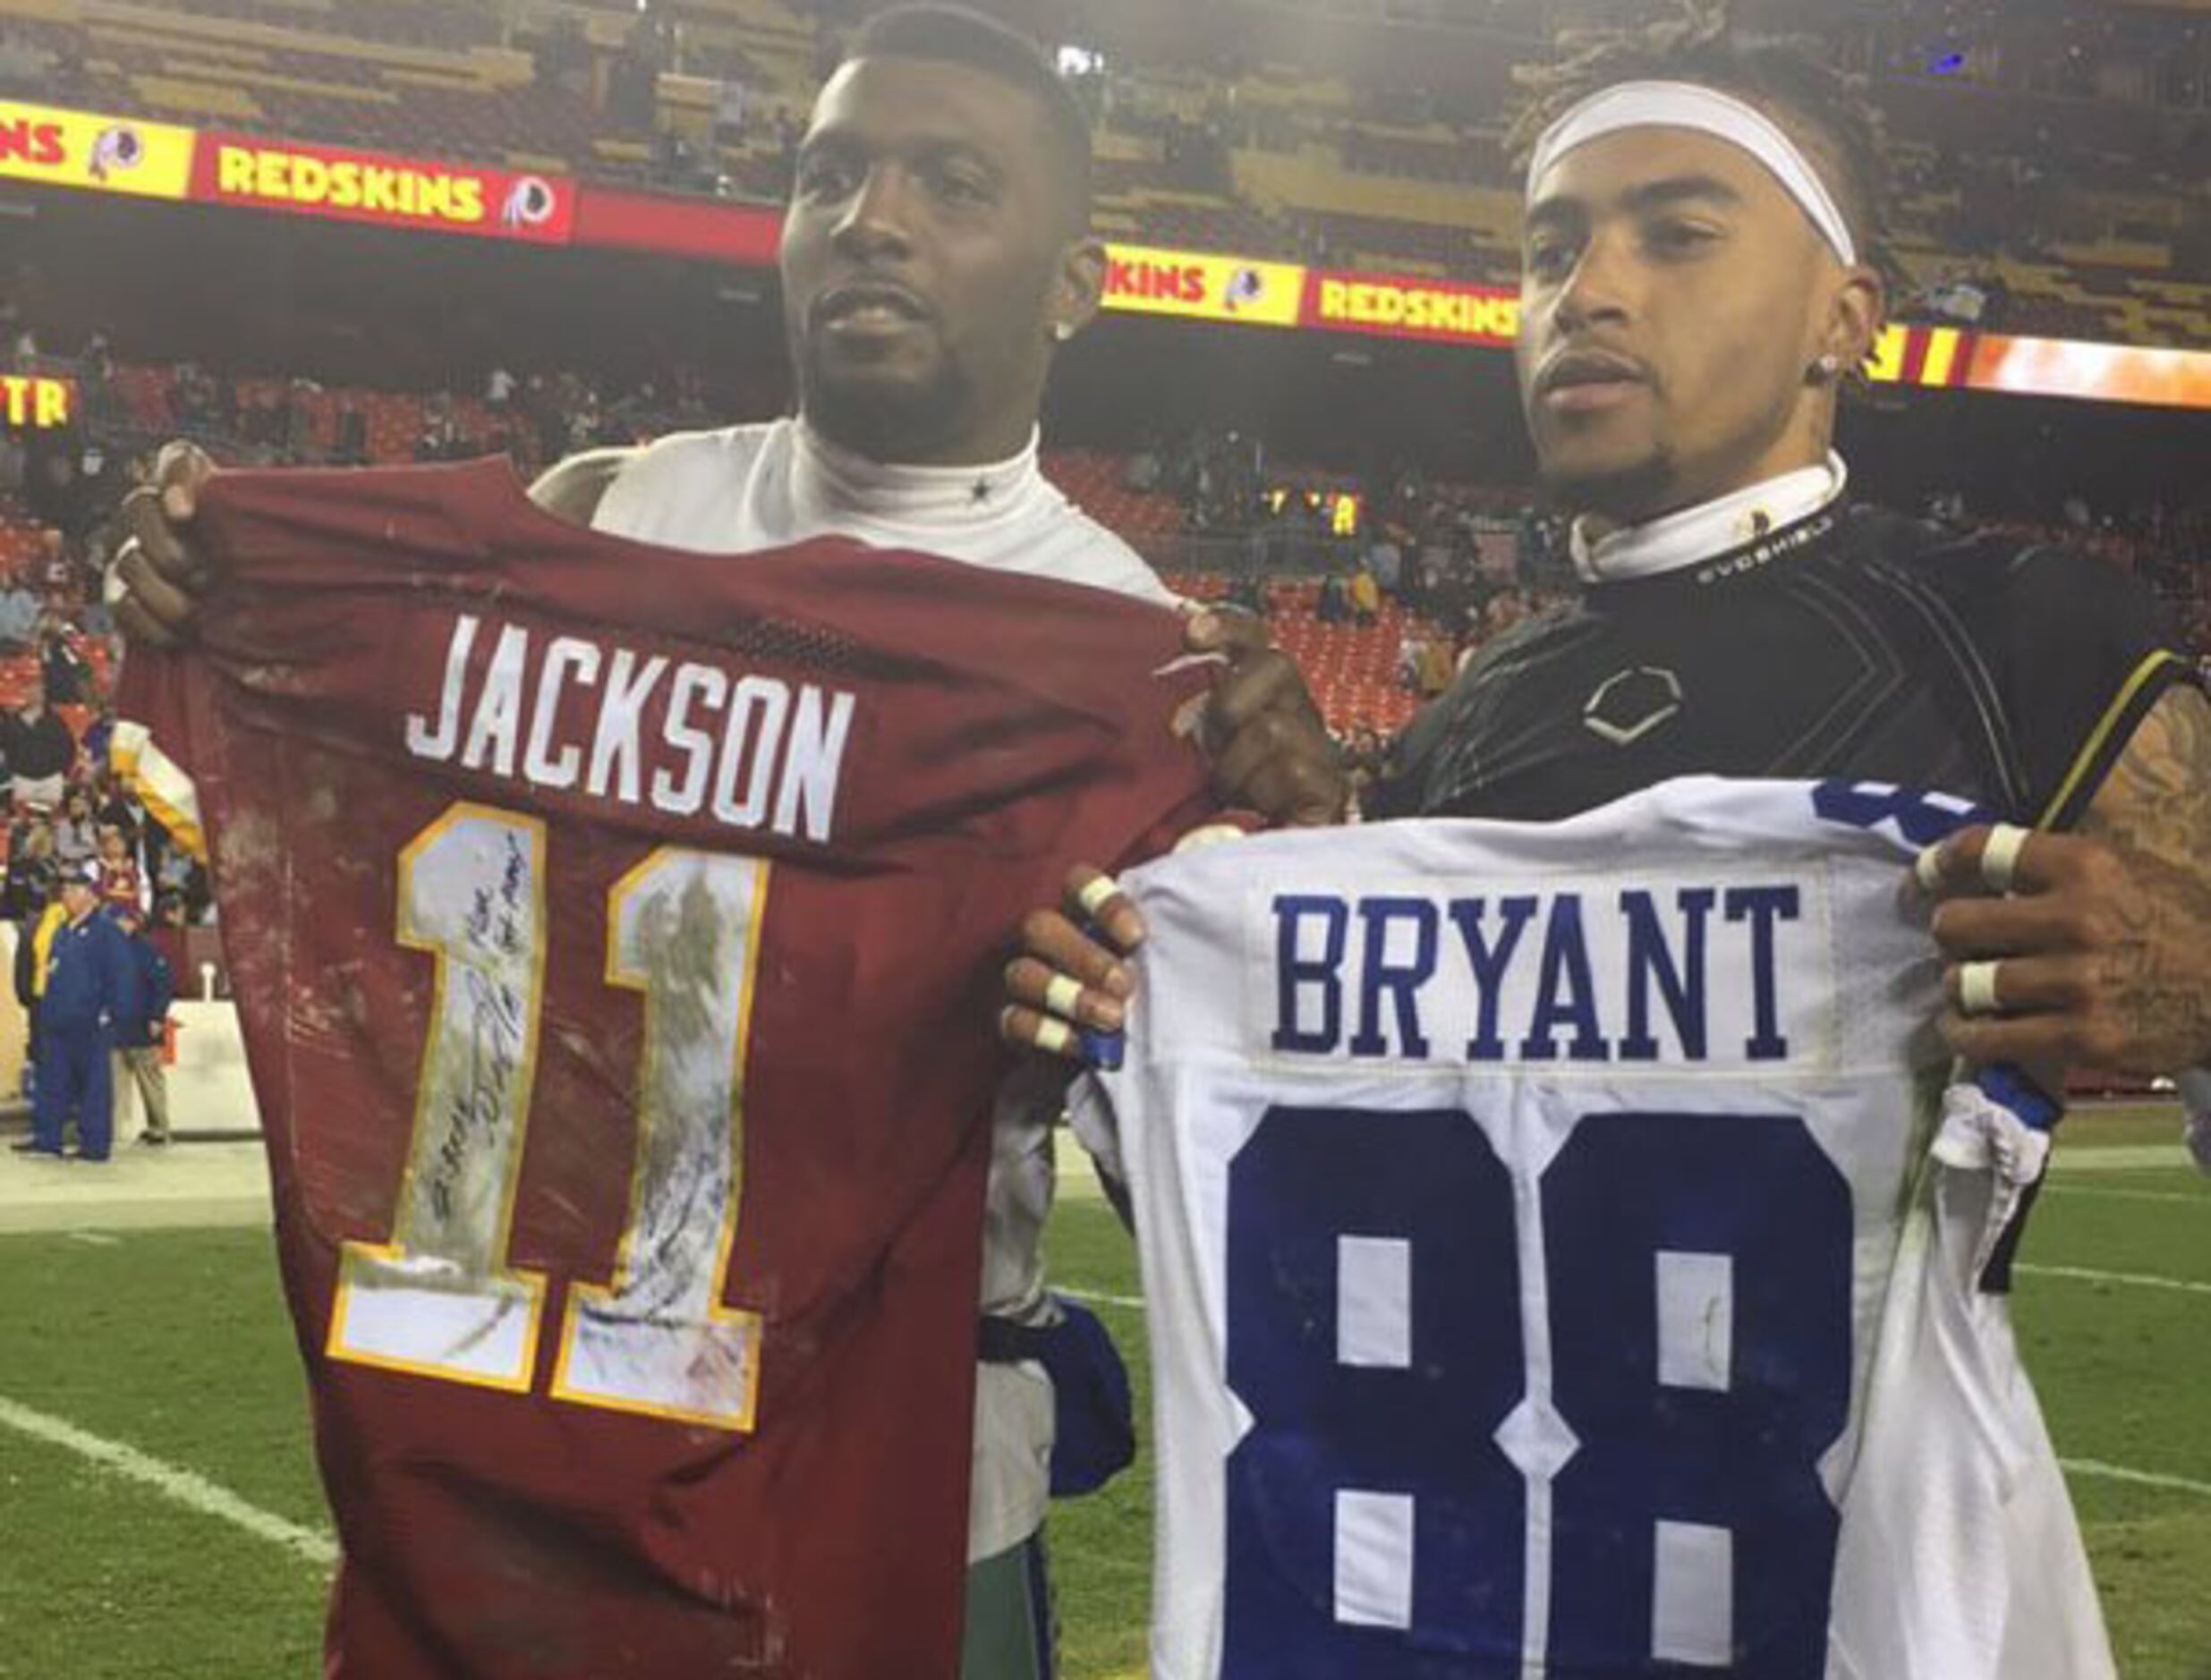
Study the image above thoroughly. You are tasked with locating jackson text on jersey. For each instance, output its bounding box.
[404,612,857,842]
[1262,869,1827,1070]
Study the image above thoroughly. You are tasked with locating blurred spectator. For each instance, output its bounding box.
[0,574,39,648]
[108,901,173,1147]
[95,821,140,912]
[1348,563,1381,626]
[3,678,75,809]
[79,704,115,774]
[11,860,60,1099]
[1342,721,1387,794]
[35,529,70,596]
[283,378,322,458]
[1396,627,1426,692]
[1923,268,1993,325]
[78,331,118,425]
[244,385,283,446]
[38,612,89,705]
[18,861,124,1162]
[328,393,366,464]
[415,394,482,462]
[154,841,211,927]
[1365,529,1403,597]
[1416,634,1456,699]
[3,814,52,921]
[52,786,97,870]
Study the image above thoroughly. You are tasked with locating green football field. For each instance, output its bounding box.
[0,1106,2204,1679]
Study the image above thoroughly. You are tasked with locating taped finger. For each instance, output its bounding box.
[1980,824,2030,895]
[1914,842,1947,895]
[1959,960,2004,1016]
[1043,972,1085,1020]
[1076,873,1124,920]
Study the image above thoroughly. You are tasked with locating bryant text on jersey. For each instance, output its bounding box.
[1269,881,1807,1066]
[404,613,856,842]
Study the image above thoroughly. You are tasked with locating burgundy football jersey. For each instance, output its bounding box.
[120,462,1216,1678]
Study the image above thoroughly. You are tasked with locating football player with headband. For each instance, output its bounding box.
[106,6,1323,1675]
[1007,0,2211,1153]
[999,8,2207,1672]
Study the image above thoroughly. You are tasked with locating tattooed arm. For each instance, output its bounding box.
[1924,685,2211,1075]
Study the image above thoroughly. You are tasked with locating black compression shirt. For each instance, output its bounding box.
[1377,504,2196,829]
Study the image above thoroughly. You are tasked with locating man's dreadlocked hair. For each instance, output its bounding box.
[1508,0,1904,303]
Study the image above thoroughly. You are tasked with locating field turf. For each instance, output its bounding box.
[0,1104,2203,1678]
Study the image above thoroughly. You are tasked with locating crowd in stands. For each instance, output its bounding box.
[4,259,2210,844]
[1,0,2209,346]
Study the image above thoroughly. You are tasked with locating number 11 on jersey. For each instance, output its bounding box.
[326,802,769,1431]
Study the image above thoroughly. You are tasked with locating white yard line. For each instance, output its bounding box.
[2017,1262,2211,1299]
[15,1262,2179,1577]
[1059,1285,1146,1311]
[0,1393,336,1566]
[2061,1459,2211,1500]
[2051,1146,2194,1173]
[2043,1184,2207,1207]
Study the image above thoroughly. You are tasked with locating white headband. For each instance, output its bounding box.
[1526,80,1859,267]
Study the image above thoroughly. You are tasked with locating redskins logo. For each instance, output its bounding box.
[1222,266,1268,312]
[88,124,145,182]
[500,175,559,228]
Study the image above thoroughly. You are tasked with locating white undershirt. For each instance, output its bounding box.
[592,414,1176,606]
[1571,453,1850,585]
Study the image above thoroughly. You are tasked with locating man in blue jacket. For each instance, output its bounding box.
[108,902,174,1146]
[21,861,125,1161]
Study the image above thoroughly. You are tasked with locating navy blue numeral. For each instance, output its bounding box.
[1224,1107,1526,1676]
[1543,1114,1852,1674]
[1811,779,1992,844]
[1220,1106,1854,1678]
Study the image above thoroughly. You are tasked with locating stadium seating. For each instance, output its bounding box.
[1038,450,1187,540]
[6,0,2210,347]
[1266,585,1424,733]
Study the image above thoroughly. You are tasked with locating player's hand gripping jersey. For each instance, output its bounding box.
[115,462,1216,1679]
[1073,778,2114,1680]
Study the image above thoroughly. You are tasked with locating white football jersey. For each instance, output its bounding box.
[1073,776,2113,1679]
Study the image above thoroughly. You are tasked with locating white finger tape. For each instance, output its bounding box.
[1980,824,2030,895]
[1033,1016,1074,1057]
[1914,844,1946,894]
[1076,875,1123,919]
[1960,960,2004,1017]
[1043,973,1084,1020]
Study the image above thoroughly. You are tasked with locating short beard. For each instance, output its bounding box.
[1539,448,1679,526]
[795,344,974,465]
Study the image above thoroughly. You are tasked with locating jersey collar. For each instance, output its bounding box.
[1571,453,1850,586]
[792,419,1047,531]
